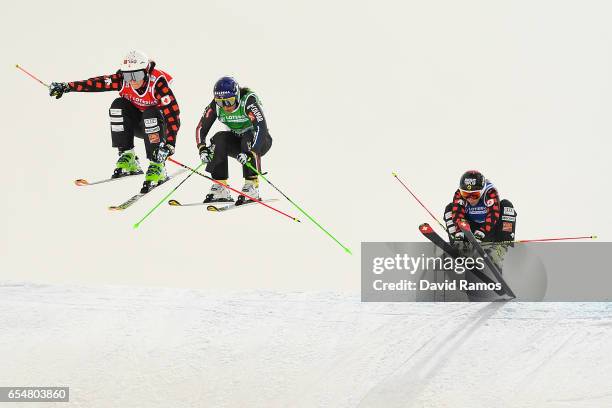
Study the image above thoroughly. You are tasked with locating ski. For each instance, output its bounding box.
[457,220,516,299]
[108,169,187,211]
[419,223,459,257]
[419,223,504,296]
[74,171,143,187]
[207,199,280,213]
[167,199,234,207]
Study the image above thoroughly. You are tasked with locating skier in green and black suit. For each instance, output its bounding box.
[196,76,273,204]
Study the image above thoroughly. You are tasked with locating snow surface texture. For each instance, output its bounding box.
[1,283,611,408]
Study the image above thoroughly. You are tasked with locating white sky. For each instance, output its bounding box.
[2,0,611,290]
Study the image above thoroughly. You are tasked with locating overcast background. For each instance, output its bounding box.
[2,0,611,290]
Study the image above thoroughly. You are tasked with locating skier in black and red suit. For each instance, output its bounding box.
[444,170,517,244]
[48,50,180,192]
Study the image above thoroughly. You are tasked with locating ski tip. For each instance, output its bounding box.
[108,206,123,212]
[419,223,433,233]
[392,172,397,177]
[207,205,219,212]
[133,223,140,229]
[592,235,598,239]
[168,199,181,206]
[294,217,301,223]
[74,179,89,186]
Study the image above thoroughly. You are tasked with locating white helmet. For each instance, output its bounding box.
[120,50,149,72]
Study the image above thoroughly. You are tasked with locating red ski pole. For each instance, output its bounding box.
[481,235,597,245]
[167,158,300,223]
[15,64,49,88]
[516,235,597,243]
[392,171,446,231]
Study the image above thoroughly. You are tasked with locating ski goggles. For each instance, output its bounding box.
[214,96,237,107]
[459,189,483,200]
[122,70,146,82]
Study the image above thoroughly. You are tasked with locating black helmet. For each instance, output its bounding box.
[459,170,485,192]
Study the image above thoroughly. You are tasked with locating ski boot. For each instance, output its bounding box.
[140,161,168,193]
[236,178,260,206]
[203,181,233,203]
[486,243,510,272]
[112,149,143,179]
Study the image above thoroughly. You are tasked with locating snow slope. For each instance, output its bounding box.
[1,283,611,408]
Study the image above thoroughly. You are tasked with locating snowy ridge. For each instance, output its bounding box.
[0,283,611,407]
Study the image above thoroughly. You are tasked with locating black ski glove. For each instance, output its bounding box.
[155,143,174,163]
[199,144,214,164]
[49,82,70,99]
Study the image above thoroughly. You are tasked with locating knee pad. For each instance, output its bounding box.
[109,98,129,133]
[443,202,460,240]
[142,109,164,144]
[443,202,453,223]
[209,132,234,157]
[498,199,517,240]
